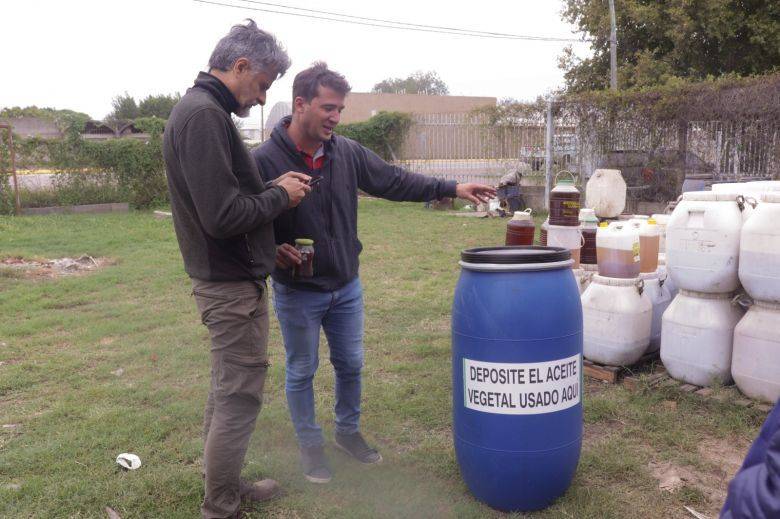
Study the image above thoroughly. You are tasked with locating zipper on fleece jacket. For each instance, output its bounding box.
[244,234,255,265]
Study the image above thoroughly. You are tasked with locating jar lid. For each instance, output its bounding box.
[295,238,314,246]
[512,210,532,221]
[460,246,571,265]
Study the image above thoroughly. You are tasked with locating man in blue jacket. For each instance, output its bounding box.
[253,62,495,483]
[721,400,780,518]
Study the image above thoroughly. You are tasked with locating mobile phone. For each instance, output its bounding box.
[308,176,324,186]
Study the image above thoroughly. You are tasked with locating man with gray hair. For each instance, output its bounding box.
[163,20,310,518]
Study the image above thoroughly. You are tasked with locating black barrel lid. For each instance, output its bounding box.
[461,246,571,264]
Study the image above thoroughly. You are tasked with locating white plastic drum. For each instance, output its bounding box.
[586,169,626,218]
[666,192,747,293]
[732,300,780,403]
[582,275,652,366]
[640,271,673,353]
[660,290,744,386]
[739,192,780,303]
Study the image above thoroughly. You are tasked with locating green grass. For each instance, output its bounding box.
[0,201,765,518]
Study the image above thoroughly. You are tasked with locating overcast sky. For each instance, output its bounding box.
[2,0,592,127]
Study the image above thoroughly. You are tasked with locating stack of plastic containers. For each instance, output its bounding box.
[731,192,780,402]
[546,172,583,267]
[581,221,652,366]
[661,191,749,386]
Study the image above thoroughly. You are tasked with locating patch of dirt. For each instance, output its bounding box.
[0,255,112,279]
[648,435,752,516]
[583,420,625,449]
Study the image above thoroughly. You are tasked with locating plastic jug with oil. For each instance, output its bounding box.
[596,222,640,278]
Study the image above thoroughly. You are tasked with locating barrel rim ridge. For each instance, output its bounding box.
[454,434,583,454]
[461,246,571,265]
[452,330,583,342]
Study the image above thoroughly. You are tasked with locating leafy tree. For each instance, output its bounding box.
[560,0,780,92]
[138,93,180,119]
[106,92,139,125]
[372,71,449,95]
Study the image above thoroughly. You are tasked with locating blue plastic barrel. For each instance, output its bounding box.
[452,246,583,512]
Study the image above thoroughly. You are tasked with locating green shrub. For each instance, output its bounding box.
[337,111,413,160]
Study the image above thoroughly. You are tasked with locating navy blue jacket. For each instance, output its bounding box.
[722,400,780,518]
[252,116,457,291]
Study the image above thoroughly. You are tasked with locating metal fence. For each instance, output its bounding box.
[397,112,548,185]
[396,102,779,206]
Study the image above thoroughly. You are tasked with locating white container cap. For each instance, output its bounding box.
[579,208,596,219]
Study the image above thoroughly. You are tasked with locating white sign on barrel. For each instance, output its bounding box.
[463,354,581,415]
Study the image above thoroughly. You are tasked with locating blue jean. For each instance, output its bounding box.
[272,277,364,448]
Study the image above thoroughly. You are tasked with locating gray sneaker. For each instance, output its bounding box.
[334,432,383,464]
[300,445,332,484]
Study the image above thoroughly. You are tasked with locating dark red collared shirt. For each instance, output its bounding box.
[297,145,325,171]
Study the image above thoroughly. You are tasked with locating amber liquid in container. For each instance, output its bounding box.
[639,235,660,273]
[293,239,314,278]
[505,213,535,246]
[581,227,597,264]
[570,247,581,268]
[296,252,314,277]
[597,248,640,278]
[549,192,581,226]
[539,220,550,247]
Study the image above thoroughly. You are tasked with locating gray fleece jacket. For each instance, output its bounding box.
[163,72,289,281]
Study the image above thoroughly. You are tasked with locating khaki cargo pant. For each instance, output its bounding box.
[191,278,270,519]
